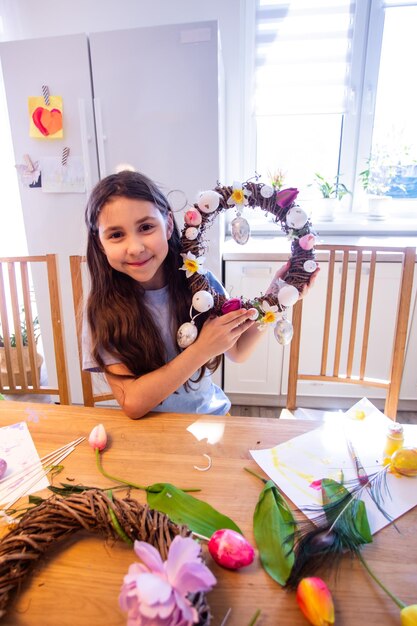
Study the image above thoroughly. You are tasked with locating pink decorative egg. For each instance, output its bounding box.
[221,298,242,314]
[299,233,316,250]
[208,529,255,570]
[184,210,202,227]
[0,458,7,479]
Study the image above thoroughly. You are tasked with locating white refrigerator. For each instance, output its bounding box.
[0,21,224,403]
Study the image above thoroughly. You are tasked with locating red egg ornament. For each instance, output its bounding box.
[208,529,255,570]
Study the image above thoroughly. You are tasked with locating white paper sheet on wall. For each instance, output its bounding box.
[250,398,417,534]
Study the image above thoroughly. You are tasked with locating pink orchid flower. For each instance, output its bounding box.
[88,423,107,451]
[119,535,216,626]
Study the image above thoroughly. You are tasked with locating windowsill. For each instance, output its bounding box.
[229,212,417,237]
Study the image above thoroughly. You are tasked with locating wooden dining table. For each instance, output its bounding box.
[0,400,415,626]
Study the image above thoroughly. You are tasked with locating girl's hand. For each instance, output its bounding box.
[265,261,320,299]
[196,309,256,360]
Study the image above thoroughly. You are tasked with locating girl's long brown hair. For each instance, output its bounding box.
[85,170,221,387]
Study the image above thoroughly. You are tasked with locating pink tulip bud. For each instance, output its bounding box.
[276,187,299,209]
[299,233,316,250]
[88,423,107,451]
[208,529,255,570]
[0,458,7,479]
[221,298,242,314]
[296,577,335,626]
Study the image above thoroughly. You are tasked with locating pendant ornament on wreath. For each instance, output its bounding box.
[176,179,317,348]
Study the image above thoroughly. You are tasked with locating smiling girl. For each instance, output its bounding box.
[83,170,298,419]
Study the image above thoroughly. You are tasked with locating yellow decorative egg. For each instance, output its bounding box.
[390,447,417,477]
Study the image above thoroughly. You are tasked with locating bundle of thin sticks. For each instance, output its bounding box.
[0,489,211,624]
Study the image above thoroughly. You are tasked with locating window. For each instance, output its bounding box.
[249,0,417,226]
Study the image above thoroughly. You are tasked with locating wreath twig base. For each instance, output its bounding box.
[0,490,211,624]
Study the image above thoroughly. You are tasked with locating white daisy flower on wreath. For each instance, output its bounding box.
[227,181,252,208]
[180,252,207,278]
[259,300,279,326]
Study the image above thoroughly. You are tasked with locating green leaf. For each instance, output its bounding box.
[146,482,241,537]
[321,478,372,544]
[253,480,295,586]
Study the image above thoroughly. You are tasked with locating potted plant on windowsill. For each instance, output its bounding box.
[358,148,400,220]
[0,313,43,387]
[312,173,351,221]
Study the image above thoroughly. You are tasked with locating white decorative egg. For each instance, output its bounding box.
[260,185,274,198]
[247,308,259,321]
[274,318,294,345]
[303,259,317,273]
[197,190,221,214]
[285,206,309,230]
[177,322,198,348]
[192,290,214,313]
[185,226,199,240]
[278,284,299,307]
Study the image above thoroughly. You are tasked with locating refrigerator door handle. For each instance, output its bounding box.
[78,98,94,194]
[94,97,107,178]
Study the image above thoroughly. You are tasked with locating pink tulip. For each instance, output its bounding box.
[221,298,242,314]
[208,529,255,570]
[299,233,316,250]
[276,187,299,208]
[88,423,107,451]
[296,577,335,626]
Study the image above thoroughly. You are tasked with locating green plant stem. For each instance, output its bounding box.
[106,490,133,546]
[95,448,148,490]
[357,552,405,609]
[95,449,200,493]
[247,609,261,626]
[244,466,268,484]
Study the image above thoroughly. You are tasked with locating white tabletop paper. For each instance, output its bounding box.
[250,398,417,534]
[0,421,49,510]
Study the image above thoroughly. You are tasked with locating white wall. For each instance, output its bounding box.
[0,0,248,183]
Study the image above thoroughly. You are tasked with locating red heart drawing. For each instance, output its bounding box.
[32,106,63,136]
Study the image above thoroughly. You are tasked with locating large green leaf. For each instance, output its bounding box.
[146,483,242,538]
[321,478,372,544]
[253,480,295,586]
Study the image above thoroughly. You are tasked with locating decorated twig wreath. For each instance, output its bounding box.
[0,490,211,624]
[176,180,317,349]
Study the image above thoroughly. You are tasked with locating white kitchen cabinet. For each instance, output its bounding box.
[224,257,417,408]
[223,260,284,402]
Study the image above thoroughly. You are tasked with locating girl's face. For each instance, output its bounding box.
[97,197,173,289]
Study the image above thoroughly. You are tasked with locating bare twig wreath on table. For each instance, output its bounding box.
[0,490,210,624]
[176,180,317,349]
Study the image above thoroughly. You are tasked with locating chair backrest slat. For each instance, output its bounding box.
[0,255,70,404]
[287,244,416,420]
[347,250,362,378]
[70,255,114,407]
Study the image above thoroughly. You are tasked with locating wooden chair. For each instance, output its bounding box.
[69,255,115,406]
[286,244,416,420]
[0,255,70,404]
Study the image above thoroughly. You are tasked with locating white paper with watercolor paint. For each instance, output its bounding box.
[250,398,417,534]
[40,156,86,193]
[0,421,49,509]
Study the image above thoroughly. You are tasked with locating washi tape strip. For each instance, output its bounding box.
[42,85,50,106]
[23,154,35,172]
[61,146,70,166]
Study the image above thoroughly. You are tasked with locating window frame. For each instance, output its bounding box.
[242,0,417,233]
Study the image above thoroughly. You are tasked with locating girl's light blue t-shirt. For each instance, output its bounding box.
[82,272,231,415]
